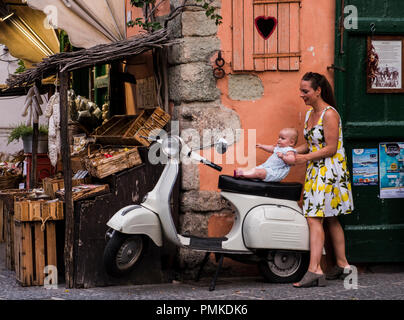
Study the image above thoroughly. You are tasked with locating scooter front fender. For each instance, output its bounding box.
[106,205,162,247]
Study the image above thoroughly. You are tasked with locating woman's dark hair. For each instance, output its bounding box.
[302,72,337,109]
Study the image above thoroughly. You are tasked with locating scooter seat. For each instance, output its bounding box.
[218,175,302,201]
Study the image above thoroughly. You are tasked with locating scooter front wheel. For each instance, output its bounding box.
[103,231,146,277]
[258,250,309,283]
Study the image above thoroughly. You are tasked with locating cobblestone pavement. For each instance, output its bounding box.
[1,243,404,301]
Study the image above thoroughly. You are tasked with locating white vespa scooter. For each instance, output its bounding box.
[103,135,310,290]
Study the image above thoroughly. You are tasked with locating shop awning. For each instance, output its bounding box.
[26,0,126,49]
[6,27,176,88]
[0,0,60,68]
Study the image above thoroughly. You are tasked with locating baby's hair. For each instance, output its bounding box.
[284,127,299,146]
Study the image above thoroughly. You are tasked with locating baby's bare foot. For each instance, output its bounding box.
[234,169,243,178]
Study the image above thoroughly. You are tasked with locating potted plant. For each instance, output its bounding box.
[7,123,49,153]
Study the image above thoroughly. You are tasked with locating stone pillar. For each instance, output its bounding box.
[167,0,242,278]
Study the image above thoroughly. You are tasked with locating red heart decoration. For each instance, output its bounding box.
[255,16,277,40]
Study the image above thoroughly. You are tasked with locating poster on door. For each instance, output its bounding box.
[352,148,378,186]
[379,142,404,198]
[371,40,402,90]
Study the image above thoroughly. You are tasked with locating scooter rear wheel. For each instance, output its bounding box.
[259,250,309,283]
[103,231,146,277]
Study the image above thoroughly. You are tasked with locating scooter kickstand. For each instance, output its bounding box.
[195,252,211,282]
[209,253,224,291]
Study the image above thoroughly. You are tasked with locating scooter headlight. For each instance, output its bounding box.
[162,136,180,158]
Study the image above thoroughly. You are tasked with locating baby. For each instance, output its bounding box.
[234,127,298,182]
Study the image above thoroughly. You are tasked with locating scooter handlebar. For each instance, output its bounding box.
[140,135,222,171]
[201,159,222,172]
[139,135,163,144]
[182,143,222,171]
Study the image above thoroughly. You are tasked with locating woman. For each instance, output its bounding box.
[293,72,354,288]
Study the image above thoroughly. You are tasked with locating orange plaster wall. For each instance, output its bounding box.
[199,0,336,192]
[126,0,171,38]
[124,0,336,194]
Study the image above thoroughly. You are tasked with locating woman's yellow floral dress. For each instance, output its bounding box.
[303,106,354,217]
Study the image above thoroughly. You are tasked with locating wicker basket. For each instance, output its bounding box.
[84,146,142,179]
[0,175,22,190]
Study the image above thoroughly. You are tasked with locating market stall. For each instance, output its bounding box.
[2,28,177,288]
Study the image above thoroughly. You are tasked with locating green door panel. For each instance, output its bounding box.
[94,64,109,107]
[343,227,404,262]
[334,0,404,262]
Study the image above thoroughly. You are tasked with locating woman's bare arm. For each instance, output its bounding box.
[295,109,340,164]
[295,142,309,154]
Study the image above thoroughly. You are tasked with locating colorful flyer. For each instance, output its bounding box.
[379,142,404,198]
[352,149,378,186]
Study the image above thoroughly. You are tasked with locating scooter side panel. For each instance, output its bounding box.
[221,192,301,214]
[220,192,303,252]
[106,205,163,246]
[243,205,310,251]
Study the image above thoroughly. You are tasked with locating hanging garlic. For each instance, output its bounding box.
[21,85,43,126]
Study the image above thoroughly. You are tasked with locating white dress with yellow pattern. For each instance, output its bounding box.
[303,106,354,218]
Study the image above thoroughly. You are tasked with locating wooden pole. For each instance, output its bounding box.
[30,123,38,189]
[59,71,74,288]
[161,48,169,114]
[30,80,41,189]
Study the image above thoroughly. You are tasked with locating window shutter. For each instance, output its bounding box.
[232,0,254,71]
[232,0,301,71]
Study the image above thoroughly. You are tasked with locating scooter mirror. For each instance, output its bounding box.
[162,136,181,158]
[216,138,228,154]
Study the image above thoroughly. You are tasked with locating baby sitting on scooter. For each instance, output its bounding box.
[234,127,298,182]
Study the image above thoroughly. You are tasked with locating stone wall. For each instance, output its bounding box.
[167,0,242,278]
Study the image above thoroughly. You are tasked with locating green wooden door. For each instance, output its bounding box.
[94,64,109,107]
[334,0,404,262]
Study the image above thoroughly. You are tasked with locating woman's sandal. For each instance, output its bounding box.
[326,265,353,280]
[293,271,326,288]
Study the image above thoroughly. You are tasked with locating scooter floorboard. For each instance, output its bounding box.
[182,235,227,251]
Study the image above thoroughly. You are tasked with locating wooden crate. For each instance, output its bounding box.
[0,189,31,270]
[135,76,158,109]
[14,199,64,222]
[92,115,138,145]
[92,107,170,146]
[42,177,64,199]
[124,110,148,137]
[56,184,110,201]
[85,147,142,179]
[132,107,171,147]
[14,220,57,286]
[42,176,91,198]
[92,115,137,136]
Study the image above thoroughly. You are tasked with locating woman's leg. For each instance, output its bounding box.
[293,217,325,287]
[324,217,349,268]
[323,222,337,270]
[307,217,325,274]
